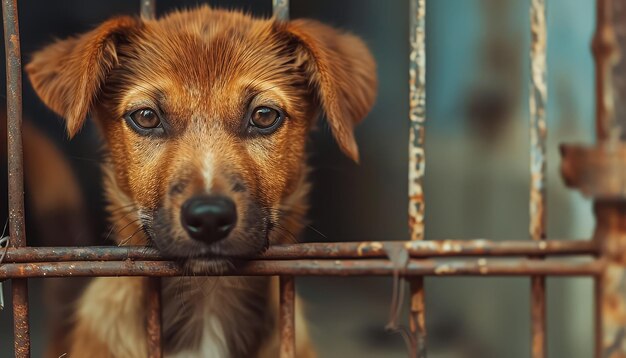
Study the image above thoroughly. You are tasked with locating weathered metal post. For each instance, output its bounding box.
[408,0,427,356]
[529,0,548,356]
[560,0,626,356]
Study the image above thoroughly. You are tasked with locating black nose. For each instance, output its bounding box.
[181,195,237,243]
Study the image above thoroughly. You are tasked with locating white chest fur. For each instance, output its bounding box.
[165,313,229,358]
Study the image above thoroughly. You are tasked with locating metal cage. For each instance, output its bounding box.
[2,0,624,357]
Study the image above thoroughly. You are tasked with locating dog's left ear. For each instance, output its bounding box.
[26,17,140,138]
[285,20,377,163]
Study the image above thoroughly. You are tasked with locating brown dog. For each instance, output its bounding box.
[26,6,376,357]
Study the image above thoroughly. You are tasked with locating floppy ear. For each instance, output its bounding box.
[286,20,377,163]
[26,17,140,138]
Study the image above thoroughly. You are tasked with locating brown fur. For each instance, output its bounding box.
[26,6,376,357]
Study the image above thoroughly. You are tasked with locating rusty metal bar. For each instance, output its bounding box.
[592,0,616,141]
[273,0,289,21]
[592,201,626,358]
[146,277,162,358]
[609,0,626,141]
[0,240,596,263]
[140,0,156,20]
[2,0,30,356]
[529,1,548,357]
[408,0,427,355]
[530,276,546,358]
[594,272,603,358]
[0,258,600,279]
[279,276,295,358]
[408,0,426,243]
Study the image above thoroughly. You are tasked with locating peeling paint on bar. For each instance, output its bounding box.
[408,0,426,242]
[529,1,548,357]
[529,0,548,244]
[273,0,289,21]
[409,0,428,356]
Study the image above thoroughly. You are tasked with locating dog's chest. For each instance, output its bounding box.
[161,276,271,358]
[165,313,229,358]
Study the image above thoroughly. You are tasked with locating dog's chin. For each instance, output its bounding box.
[182,257,234,274]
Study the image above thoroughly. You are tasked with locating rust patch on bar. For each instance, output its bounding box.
[409,278,426,358]
[0,258,602,279]
[408,1,428,355]
[12,280,29,358]
[408,0,426,242]
[2,0,30,356]
[146,277,162,358]
[0,240,599,262]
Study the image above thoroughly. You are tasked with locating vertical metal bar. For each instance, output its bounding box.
[409,0,427,357]
[279,276,295,358]
[273,0,289,21]
[2,0,29,357]
[530,277,546,358]
[608,0,626,141]
[594,273,603,358]
[408,278,426,357]
[140,0,156,20]
[146,278,162,358]
[529,1,548,357]
[591,1,626,357]
[592,0,616,141]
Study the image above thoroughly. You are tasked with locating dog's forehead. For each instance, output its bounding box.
[138,10,285,80]
[117,10,295,110]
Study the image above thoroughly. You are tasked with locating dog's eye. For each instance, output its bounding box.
[130,108,161,129]
[249,106,283,133]
[125,108,165,136]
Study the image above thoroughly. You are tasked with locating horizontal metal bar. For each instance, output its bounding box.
[1,240,597,263]
[0,258,603,278]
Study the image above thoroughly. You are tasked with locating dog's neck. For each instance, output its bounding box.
[102,163,310,356]
[160,276,273,357]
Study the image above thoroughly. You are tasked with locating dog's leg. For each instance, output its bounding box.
[69,277,150,358]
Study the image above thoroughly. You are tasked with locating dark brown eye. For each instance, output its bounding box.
[250,106,282,130]
[129,108,161,129]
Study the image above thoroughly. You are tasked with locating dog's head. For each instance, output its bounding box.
[26,7,376,271]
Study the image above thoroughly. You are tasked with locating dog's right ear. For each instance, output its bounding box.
[26,17,140,138]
